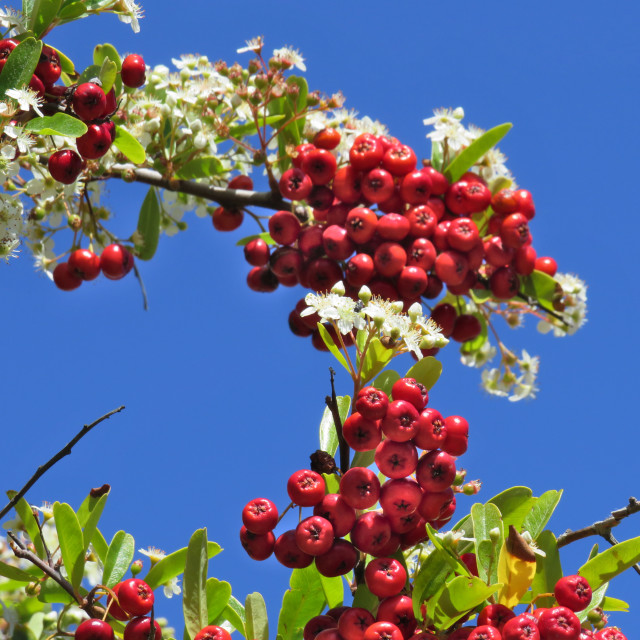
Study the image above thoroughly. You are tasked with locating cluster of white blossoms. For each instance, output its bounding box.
[481,349,540,402]
[301,282,449,359]
[537,273,588,337]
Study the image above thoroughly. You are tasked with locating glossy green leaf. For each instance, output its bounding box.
[90,528,109,563]
[102,530,135,588]
[76,487,109,527]
[277,566,325,640]
[25,112,87,137]
[323,472,340,494]
[520,271,561,314]
[577,582,608,623]
[175,156,225,180]
[225,114,286,141]
[412,549,453,619]
[317,323,351,374]
[99,58,117,93]
[236,232,276,247]
[6,491,45,559]
[579,536,640,590]
[443,123,512,183]
[37,578,76,604]
[0,560,38,582]
[80,492,108,555]
[136,187,161,260]
[319,573,343,609]
[352,582,378,612]
[471,503,503,584]
[287,76,308,137]
[588,543,599,560]
[246,592,269,640]
[601,595,629,612]
[319,395,351,457]
[30,0,62,37]
[206,577,232,623]
[113,125,146,164]
[361,337,394,383]
[432,575,501,629]
[183,528,209,640]
[52,502,85,591]
[0,37,43,98]
[372,369,400,396]
[522,489,563,540]
[531,530,562,608]
[489,486,535,530]
[431,140,443,171]
[77,63,101,84]
[93,43,122,71]
[58,1,86,20]
[145,541,221,590]
[404,356,442,391]
[214,596,246,637]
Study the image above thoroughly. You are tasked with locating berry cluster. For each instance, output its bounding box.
[232,129,559,349]
[241,377,471,576]
[53,243,134,291]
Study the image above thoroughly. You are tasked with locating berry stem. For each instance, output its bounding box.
[325,367,350,473]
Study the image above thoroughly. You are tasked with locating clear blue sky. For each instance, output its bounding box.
[3,0,639,635]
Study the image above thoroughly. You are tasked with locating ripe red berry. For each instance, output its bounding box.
[48,149,85,184]
[346,207,378,244]
[117,578,154,617]
[323,225,355,261]
[379,478,422,517]
[274,530,314,568]
[361,168,395,203]
[121,54,146,88]
[242,497,278,534]
[501,614,540,640]
[478,604,516,630]
[382,144,417,176]
[247,265,278,292]
[338,607,375,640]
[374,242,407,278]
[279,167,313,200]
[536,606,581,640]
[287,469,326,507]
[342,412,382,452]
[269,210,301,245]
[442,415,469,456]
[434,250,468,286]
[355,386,389,421]
[212,206,243,231]
[76,123,113,159]
[381,400,420,442]
[313,128,341,150]
[417,488,454,521]
[374,439,418,479]
[123,617,162,640]
[351,512,392,555]
[400,170,432,204]
[554,575,592,612]
[345,253,375,287]
[349,133,384,171]
[490,266,520,300]
[304,615,338,640]
[501,213,531,249]
[535,256,558,277]
[244,238,270,266]
[332,165,362,204]
[416,450,456,492]
[365,557,407,598]
[194,625,232,640]
[315,538,359,577]
[101,244,134,280]
[468,625,502,640]
[295,515,335,556]
[363,621,404,640]
[239,525,275,560]
[302,148,337,185]
[414,408,447,451]
[69,249,101,281]
[53,262,82,291]
[313,494,356,537]
[340,467,380,509]
[73,83,107,121]
[451,314,482,343]
[35,45,61,85]
[76,619,115,640]
[593,629,627,640]
[391,378,428,412]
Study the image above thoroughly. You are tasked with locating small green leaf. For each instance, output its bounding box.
[522,490,563,540]
[58,1,86,20]
[443,123,512,183]
[412,548,453,619]
[30,0,62,37]
[175,156,225,180]
[489,486,535,531]
[600,596,629,612]
[102,530,135,588]
[432,575,501,629]
[277,566,325,640]
[136,187,161,261]
[579,536,640,590]
[113,125,146,164]
[588,543,599,560]
[577,582,608,623]
[351,449,375,469]
[225,114,286,141]
[206,577,232,623]
[183,528,209,640]
[81,492,108,555]
[361,337,394,383]
[404,356,442,391]
[323,473,340,494]
[425,524,472,577]
[144,541,221,591]
[287,76,308,137]
[319,573,343,609]
[352,582,378,612]
[373,369,400,396]
[0,37,43,98]
[246,592,269,640]
[99,58,117,93]
[317,323,351,374]
[319,395,351,457]
[236,232,276,247]
[77,63,101,85]
[520,271,562,314]
[93,43,122,71]
[37,577,77,604]
[52,502,85,591]
[0,561,38,582]
[431,140,443,171]
[531,530,562,608]
[471,503,503,584]
[6,491,45,559]
[90,528,109,564]
[214,596,245,637]
[25,113,87,137]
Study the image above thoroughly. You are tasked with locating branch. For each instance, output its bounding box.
[324,368,350,474]
[102,164,289,211]
[556,497,640,548]
[0,406,125,521]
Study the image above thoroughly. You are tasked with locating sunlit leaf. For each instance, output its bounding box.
[246,592,269,640]
[102,530,135,588]
[404,356,442,390]
[319,395,350,457]
[0,37,43,98]
[136,187,161,260]
[145,541,221,590]
[52,502,85,591]
[579,536,640,590]
[183,528,209,639]
[113,125,146,164]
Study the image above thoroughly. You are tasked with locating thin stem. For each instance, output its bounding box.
[325,367,350,473]
[132,261,149,311]
[0,406,126,522]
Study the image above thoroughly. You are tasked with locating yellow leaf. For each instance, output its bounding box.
[497,525,537,608]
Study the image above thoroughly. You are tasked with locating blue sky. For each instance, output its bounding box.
[3,0,640,635]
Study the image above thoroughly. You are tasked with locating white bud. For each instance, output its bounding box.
[143,118,160,133]
[331,281,345,296]
[391,300,404,313]
[358,285,372,304]
[193,132,207,149]
[408,302,423,321]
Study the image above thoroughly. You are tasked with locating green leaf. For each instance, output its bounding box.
[522,490,563,540]
[93,43,122,71]
[425,524,472,577]
[246,592,269,640]
[412,548,452,619]
[443,123,512,183]
[183,528,209,640]
[601,595,629,612]
[136,187,161,261]
[58,1,86,20]
[579,536,640,590]
[90,528,109,564]
[404,356,442,391]
[577,582,608,623]
[317,323,351,374]
[99,58,117,93]
[30,0,62,37]
[432,575,501,629]
[372,369,400,396]
[52,502,85,591]
[351,449,375,469]
[145,541,221,590]
[319,395,351,457]
[361,338,394,383]
[5,491,45,559]
[77,63,102,85]
[206,577,232,623]
[225,114,286,141]
[490,176,513,195]
[80,492,108,555]
[37,577,77,604]
[214,596,246,637]
[489,486,535,531]
[277,566,325,640]
[113,125,146,164]
[0,560,38,582]
[352,582,378,612]
[175,156,225,180]
[236,232,276,247]
[286,76,308,138]
[520,271,562,314]
[431,140,443,171]
[323,472,340,494]
[471,503,503,584]
[319,573,343,609]
[588,543,599,561]
[0,37,43,98]
[25,113,87,137]
[531,530,562,608]
[102,530,135,588]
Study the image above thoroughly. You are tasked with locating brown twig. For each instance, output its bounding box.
[0,406,125,522]
[101,164,289,212]
[556,497,640,550]
[324,368,349,474]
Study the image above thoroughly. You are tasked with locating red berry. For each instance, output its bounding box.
[212,206,243,231]
[69,249,101,281]
[76,123,112,159]
[48,149,85,184]
[121,54,146,88]
[239,525,275,560]
[302,148,337,185]
[417,488,454,521]
[304,616,338,640]
[365,557,407,598]
[379,478,422,517]
[315,538,359,577]
[247,265,278,292]
[363,622,404,640]
[279,168,313,200]
[422,166,449,195]
[313,494,356,537]
[123,617,162,640]
[447,217,480,252]
[339,467,380,509]
[73,83,107,121]
[242,497,278,534]
[400,170,432,204]
[362,168,395,203]
[76,619,115,640]
[501,213,531,249]
[346,207,378,244]
[345,253,375,287]
[338,608,375,640]
[323,224,355,261]
[382,144,417,176]
[430,304,456,337]
[502,614,540,640]
[332,165,362,204]
[194,626,232,640]
[244,238,270,266]
[274,530,313,568]
[415,450,456,492]
[295,515,334,556]
[391,378,428,412]
[53,262,82,291]
[451,314,482,343]
[593,629,627,640]
[35,45,61,85]
[374,242,407,278]
[287,469,326,506]
[554,575,592,612]
[406,205,437,238]
[535,256,558,277]
[313,128,341,150]
[478,604,516,630]
[349,133,384,171]
[228,175,254,190]
[269,210,301,245]
[536,606,581,640]
[381,400,420,442]
[374,439,418,479]
[490,266,520,300]
[101,244,134,280]
[414,408,447,451]
[355,386,389,421]
[442,415,469,456]
[342,412,382,452]
[468,626,502,640]
[117,579,154,617]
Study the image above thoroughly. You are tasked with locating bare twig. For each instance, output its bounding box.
[101,164,289,212]
[557,497,640,548]
[325,368,349,474]
[132,261,149,311]
[0,406,125,521]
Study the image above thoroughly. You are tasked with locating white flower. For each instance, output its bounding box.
[163,576,181,598]
[113,0,143,33]
[461,341,496,368]
[138,546,166,564]
[3,125,35,154]
[302,289,365,335]
[536,273,587,337]
[423,106,465,128]
[481,368,510,397]
[509,378,538,402]
[272,46,306,71]
[237,37,264,54]
[5,87,44,116]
